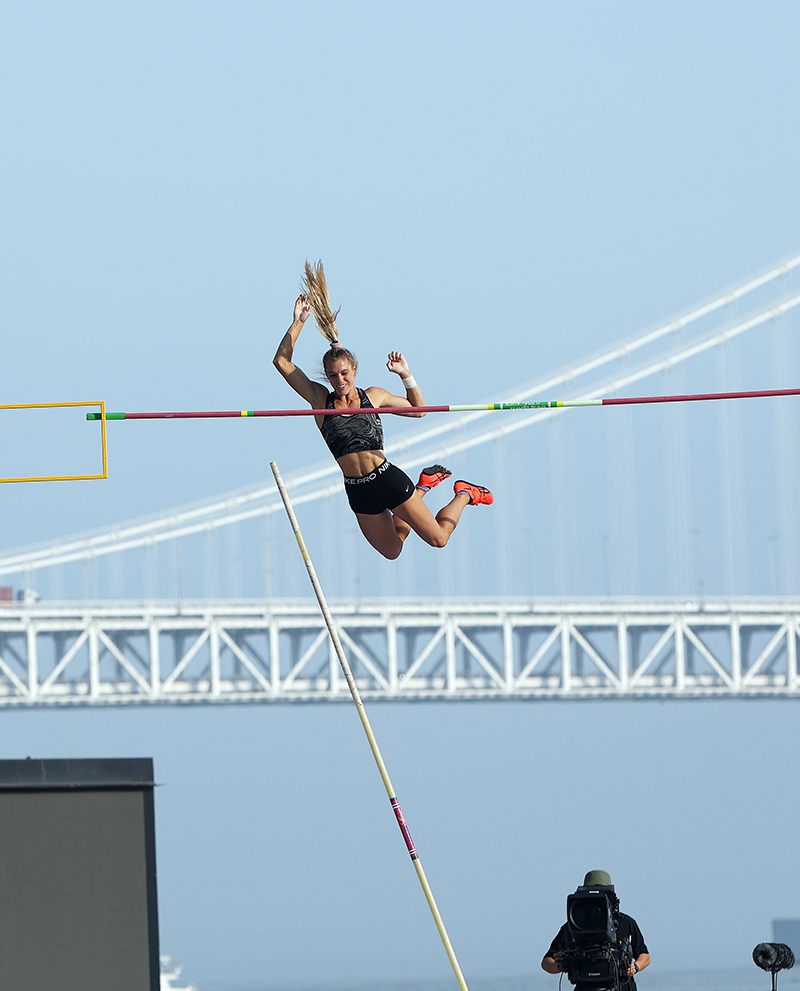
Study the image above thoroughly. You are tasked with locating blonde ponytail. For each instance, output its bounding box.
[303,260,341,345]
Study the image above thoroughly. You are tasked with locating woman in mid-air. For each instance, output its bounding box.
[273,262,493,560]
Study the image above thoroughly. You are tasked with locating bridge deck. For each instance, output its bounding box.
[0,597,798,706]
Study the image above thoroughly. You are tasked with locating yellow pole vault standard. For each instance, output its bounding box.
[0,402,108,483]
[270,462,470,991]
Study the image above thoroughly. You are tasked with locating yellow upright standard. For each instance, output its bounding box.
[0,401,107,483]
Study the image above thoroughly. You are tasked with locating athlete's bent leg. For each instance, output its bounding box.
[392,515,412,543]
[392,490,471,548]
[355,510,405,560]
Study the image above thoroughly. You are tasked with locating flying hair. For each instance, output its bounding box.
[303,260,341,346]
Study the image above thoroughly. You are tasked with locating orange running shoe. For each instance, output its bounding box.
[453,480,494,505]
[417,464,452,491]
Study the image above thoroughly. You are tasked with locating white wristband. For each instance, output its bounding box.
[402,375,418,390]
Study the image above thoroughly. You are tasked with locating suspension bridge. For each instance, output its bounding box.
[2,250,800,707]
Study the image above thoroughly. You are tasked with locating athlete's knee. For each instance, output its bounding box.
[427,531,450,549]
[379,543,403,560]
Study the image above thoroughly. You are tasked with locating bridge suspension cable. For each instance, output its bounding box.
[2,259,800,576]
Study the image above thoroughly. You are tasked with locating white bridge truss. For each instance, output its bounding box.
[1,597,798,707]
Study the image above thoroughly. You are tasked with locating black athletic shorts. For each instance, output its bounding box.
[343,460,415,515]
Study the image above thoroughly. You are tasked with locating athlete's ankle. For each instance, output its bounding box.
[453,480,494,506]
[417,464,452,492]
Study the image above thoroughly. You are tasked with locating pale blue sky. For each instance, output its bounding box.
[2,3,800,989]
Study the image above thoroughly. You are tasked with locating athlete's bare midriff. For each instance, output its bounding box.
[334,449,387,478]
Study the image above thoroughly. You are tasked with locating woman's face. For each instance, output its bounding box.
[325,357,357,396]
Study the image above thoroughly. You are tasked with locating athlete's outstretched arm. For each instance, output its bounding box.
[273,294,328,407]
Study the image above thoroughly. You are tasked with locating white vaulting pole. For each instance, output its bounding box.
[270,461,470,991]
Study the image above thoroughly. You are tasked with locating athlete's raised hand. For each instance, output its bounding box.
[294,293,312,324]
[386,351,410,377]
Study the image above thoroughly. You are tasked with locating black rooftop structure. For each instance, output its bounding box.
[0,757,160,991]
[0,756,156,789]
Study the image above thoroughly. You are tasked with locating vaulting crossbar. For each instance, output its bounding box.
[270,460,471,991]
[2,401,108,483]
[85,387,800,420]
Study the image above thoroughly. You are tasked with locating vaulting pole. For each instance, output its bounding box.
[87,387,800,420]
[270,461,470,991]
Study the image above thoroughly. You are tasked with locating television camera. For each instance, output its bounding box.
[560,882,633,989]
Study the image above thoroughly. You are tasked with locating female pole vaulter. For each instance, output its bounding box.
[272,261,493,560]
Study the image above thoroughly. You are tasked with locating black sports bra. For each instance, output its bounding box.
[319,388,384,460]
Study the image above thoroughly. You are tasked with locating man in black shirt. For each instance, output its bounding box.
[542,870,650,991]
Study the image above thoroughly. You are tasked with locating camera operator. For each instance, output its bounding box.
[541,870,650,991]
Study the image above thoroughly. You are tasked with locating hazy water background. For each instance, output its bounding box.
[203,968,800,991]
